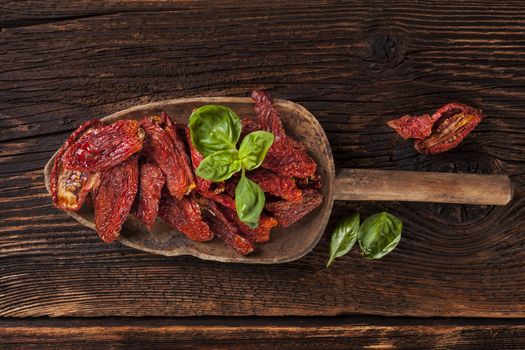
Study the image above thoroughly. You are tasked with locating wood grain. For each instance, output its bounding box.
[2,317,525,350]
[1,0,525,317]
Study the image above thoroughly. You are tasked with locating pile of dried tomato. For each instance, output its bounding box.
[50,90,323,255]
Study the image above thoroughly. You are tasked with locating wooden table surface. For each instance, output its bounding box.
[2,0,525,348]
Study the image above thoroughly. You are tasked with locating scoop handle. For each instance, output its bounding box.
[334,169,512,205]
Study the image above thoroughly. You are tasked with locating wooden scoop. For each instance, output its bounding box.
[43,97,512,264]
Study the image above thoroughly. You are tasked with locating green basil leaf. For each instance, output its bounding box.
[188,105,242,157]
[238,131,274,170]
[235,173,265,228]
[326,213,360,267]
[358,211,402,259]
[196,150,241,182]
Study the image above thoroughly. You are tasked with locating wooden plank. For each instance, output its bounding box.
[1,1,525,317]
[1,317,525,349]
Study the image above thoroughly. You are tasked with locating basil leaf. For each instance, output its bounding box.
[326,213,360,267]
[235,173,265,228]
[196,150,241,182]
[189,105,242,157]
[358,211,402,259]
[238,131,274,170]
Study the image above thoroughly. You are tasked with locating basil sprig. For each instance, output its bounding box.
[189,105,274,228]
[327,211,402,266]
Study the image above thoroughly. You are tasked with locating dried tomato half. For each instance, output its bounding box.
[133,162,166,230]
[163,113,196,191]
[184,126,212,193]
[201,192,236,210]
[415,103,483,154]
[199,197,255,255]
[388,103,483,154]
[387,114,434,140]
[62,119,144,172]
[222,207,278,243]
[265,189,323,227]
[50,119,102,211]
[141,113,195,199]
[248,168,302,203]
[252,90,317,178]
[158,193,213,242]
[93,155,139,243]
[241,117,263,137]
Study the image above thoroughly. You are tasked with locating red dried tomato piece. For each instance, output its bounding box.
[184,126,213,192]
[141,114,195,199]
[158,193,213,242]
[93,156,139,243]
[198,197,255,255]
[287,136,308,153]
[296,173,322,190]
[265,189,323,227]
[262,146,317,179]
[133,162,166,230]
[248,168,302,203]
[252,90,286,145]
[251,90,317,178]
[415,103,483,154]
[387,114,434,140]
[202,192,236,210]
[50,120,102,211]
[62,119,144,172]
[222,207,278,243]
[163,113,196,190]
[241,117,262,137]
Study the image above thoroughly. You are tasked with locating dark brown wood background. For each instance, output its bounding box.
[1,0,525,348]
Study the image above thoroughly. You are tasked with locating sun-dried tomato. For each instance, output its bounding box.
[387,114,434,140]
[133,162,166,230]
[241,117,262,137]
[222,207,278,243]
[415,103,483,154]
[388,103,483,154]
[296,173,322,190]
[265,189,323,227]
[51,120,102,211]
[158,192,213,242]
[184,126,212,192]
[141,114,195,199]
[93,155,139,243]
[248,168,302,203]
[62,119,144,172]
[251,90,317,178]
[163,113,196,190]
[198,197,255,255]
[252,91,286,145]
[202,192,236,210]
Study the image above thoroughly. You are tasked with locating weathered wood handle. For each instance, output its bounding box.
[334,169,512,205]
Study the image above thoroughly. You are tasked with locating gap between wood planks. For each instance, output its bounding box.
[2,316,525,327]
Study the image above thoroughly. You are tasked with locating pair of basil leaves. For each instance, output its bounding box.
[189,105,274,228]
[327,211,402,267]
